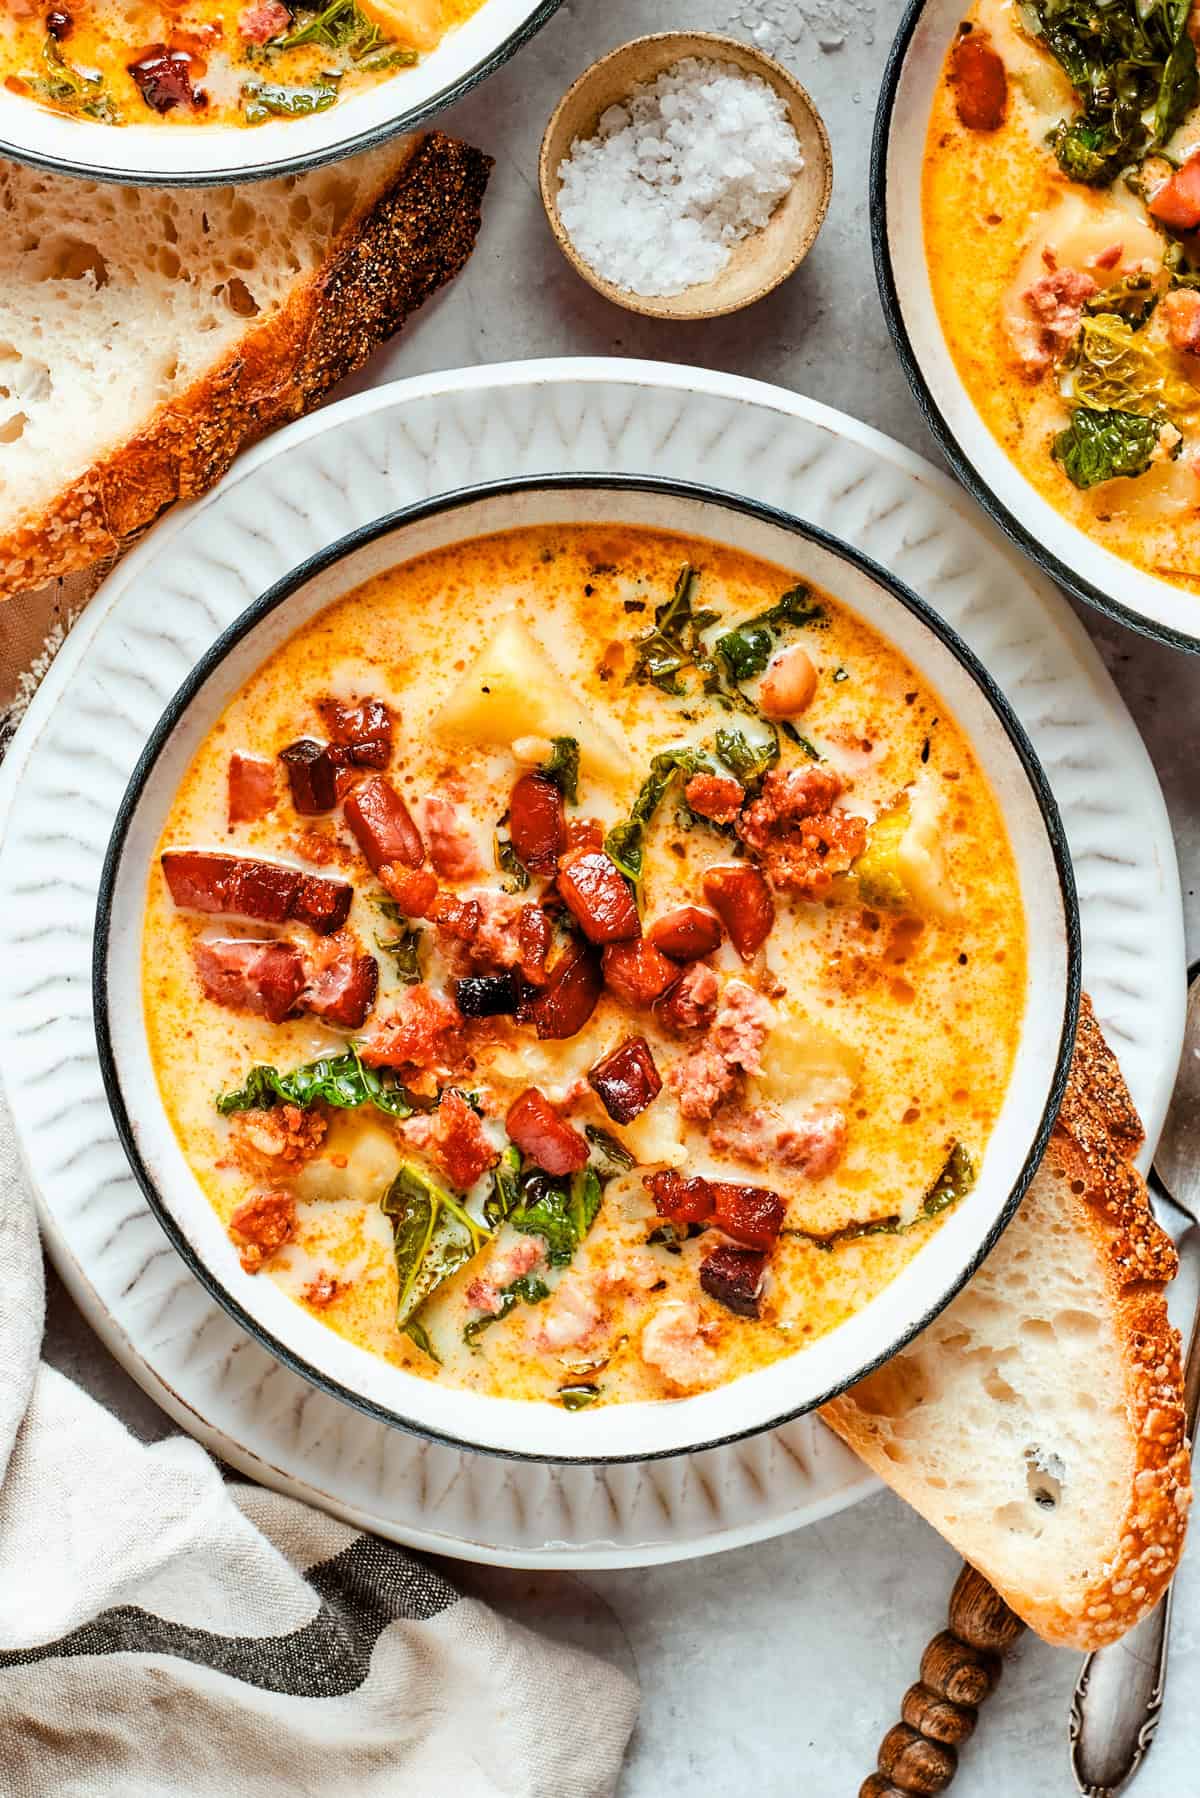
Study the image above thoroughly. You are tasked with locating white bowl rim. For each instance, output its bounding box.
[872,0,1200,657]
[0,0,562,187]
[93,471,1082,1463]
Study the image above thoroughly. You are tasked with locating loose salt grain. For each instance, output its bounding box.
[556,57,804,298]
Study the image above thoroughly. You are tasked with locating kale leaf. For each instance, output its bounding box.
[1051,405,1169,487]
[462,1273,550,1346]
[493,828,530,893]
[627,564,720,695]
[603,746,712,882]
[584,1124,636,1171]
[1024,0,1198,185]
[557,1383,601,1409]
[540,736,580,804]
[714,583,825,680]
[216,1047,424,1120]
[483,1143,523,1228]
[242,78,339,122]
[510,1167,603,1266]
[376,918,424,984]
[382,1162,492,1327]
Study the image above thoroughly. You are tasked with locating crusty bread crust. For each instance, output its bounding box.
[0,132,492,601]
[821,995,1190,1650]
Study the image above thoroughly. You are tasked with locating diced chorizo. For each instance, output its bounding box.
[565,816,605,853]
[709,1181,785,1251]
[656,962,720,1035]
[403,1089,498,1190]
[229,1191,296,1273]
[162,850,351,936]
[343,776,425,872]
[949,30,1007,131]
[1150,152,1200,232]
[423,797,484,881]
[227,752,275,827]
[316,695,393,768]
[193,937,305,1024]
[530,942,603,1040]
[601,938,679,1008]
[128,43,205,113]
[644,1168,714,1226]
[1165,287,1200,355]
[302,945,378,1030]
[588,1036,663,1123]
[429,890,482,942]
[380,865,439,915]
[358,986,465,1073]
[509,772,565,875]
[556,850,641,944]
[700,1244,766,1318]
[701,862,775,959]
[684,772,745,824]
[517,904,552,985]
[647,905,723,960]
[506,1088,589,1175]
[280,739,339,814]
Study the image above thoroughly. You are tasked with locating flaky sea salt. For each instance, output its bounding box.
[556,57,804,298]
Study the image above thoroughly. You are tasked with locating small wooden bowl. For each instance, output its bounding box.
[539,32,833,321]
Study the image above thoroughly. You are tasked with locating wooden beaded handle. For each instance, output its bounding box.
[860,1565,1026,1796]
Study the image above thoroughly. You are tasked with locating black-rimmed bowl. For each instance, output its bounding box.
[0,0,561,187]
[94,475,1081,1462]
[874,0,1200,654]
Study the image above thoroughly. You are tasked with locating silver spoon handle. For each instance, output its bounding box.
[1069,1275,1200,1795]
[1069,1587,1173,1796]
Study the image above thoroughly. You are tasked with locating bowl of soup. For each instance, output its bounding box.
[0,0,561,185]
[876,0,1200,651]
[94,475,1079,1461]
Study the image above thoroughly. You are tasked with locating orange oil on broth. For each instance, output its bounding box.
[143,524,1027,1406]
[923,0,1200,589]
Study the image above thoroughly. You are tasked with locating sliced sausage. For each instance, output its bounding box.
[556,849,641,944]
[699,1243,766,1318]
[506,1087,589,1175]
[647,905,723,960]
[949,30,1007,131]
[588,1036,663,1123]
[531,942,603,1040]
[701,863,775,960]
[710,1181,786,1251]
[162,850,352,936]
[644,1168,714,1225]
[280,739,339,814]
[601,938,679,1008]
[316,695,393,768]
[509,772,565,875]
[343,776,425,872]
[380,865,439,915]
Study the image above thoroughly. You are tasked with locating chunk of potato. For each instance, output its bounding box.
[750,1012,861,1109]
[619,1095,688,1169]
[294,1118,403,1205]
[434,613,634,786]
[356,0,444,51]
[852,782,960,921]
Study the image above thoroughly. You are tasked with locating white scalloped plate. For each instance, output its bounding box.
[0,360,1184,1567]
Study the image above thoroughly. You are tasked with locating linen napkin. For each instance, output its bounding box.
[0,1060,637,1797]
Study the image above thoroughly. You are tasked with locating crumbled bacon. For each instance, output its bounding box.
[735,766,867,897]
[423,797,484,882]
[229,1191,296,1273]
[684,772,745,824]
[358,986,465,1073]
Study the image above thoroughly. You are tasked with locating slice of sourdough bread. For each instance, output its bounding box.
[0,133,491,601]
[821,996,1191,1650]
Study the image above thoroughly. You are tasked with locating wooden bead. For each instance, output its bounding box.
[860,1778,906,1798]
[901,1682,977,1747]
[948,1565,1024,1652]
[878,1722,957,1794]
[920,1631,1001,1707]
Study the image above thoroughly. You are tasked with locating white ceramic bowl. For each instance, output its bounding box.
[875,0,1200,653]
[94,475,1081,1463]
[0,0,559,186]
